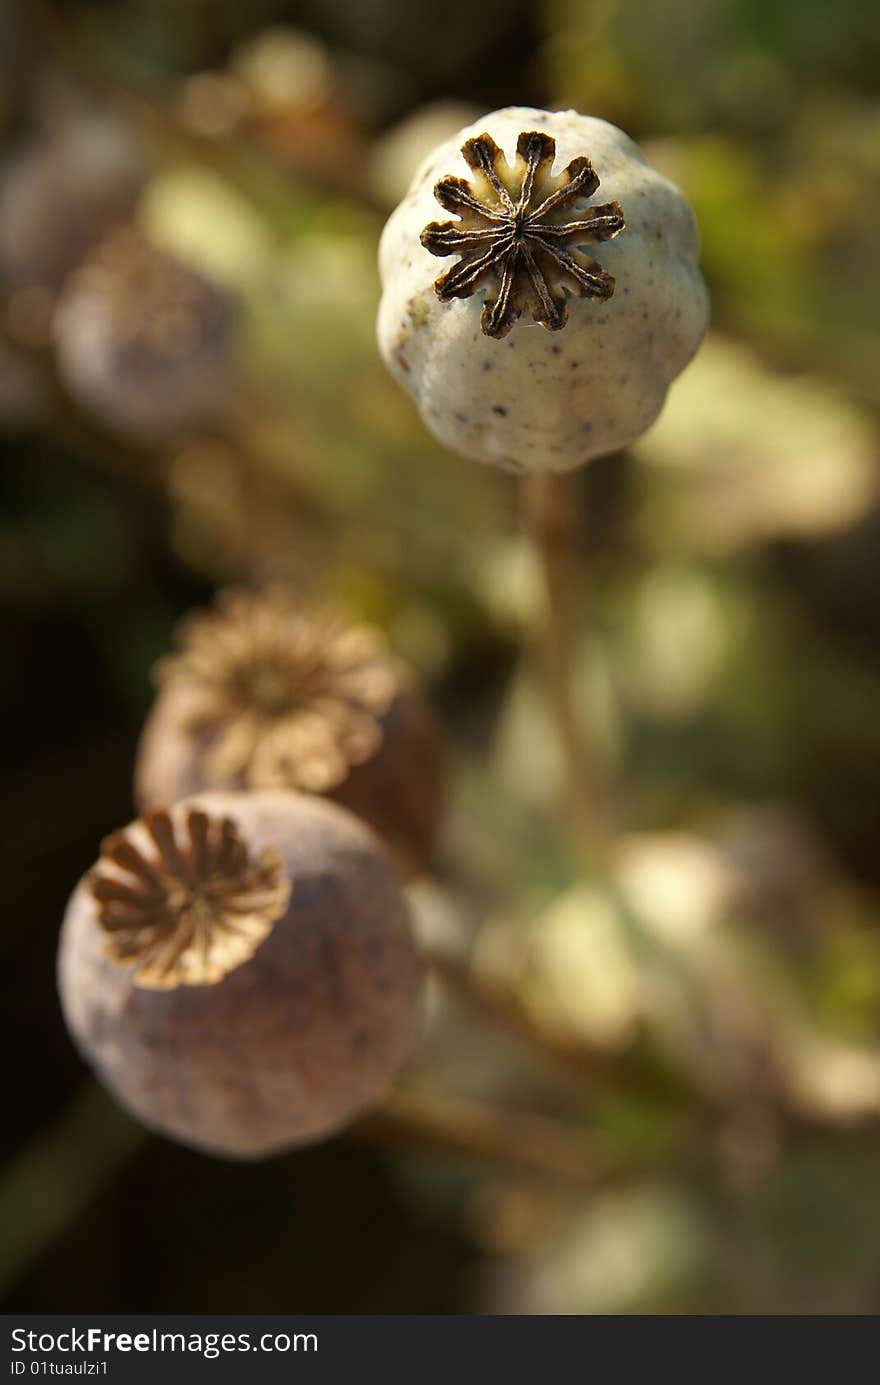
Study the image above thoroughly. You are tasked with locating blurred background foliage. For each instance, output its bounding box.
[2,0,880,1315]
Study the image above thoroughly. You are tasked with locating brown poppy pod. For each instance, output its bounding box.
[0,109,147,295]
[58,791,423,1158]
[135,587,444,877]
[53,226,234,444]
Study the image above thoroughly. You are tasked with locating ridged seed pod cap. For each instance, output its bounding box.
[135,586,444,877]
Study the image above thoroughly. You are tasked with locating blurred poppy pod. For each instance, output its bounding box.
[377,105,709,472]
[368,100,481,208]
[58,791,423,1158]
[135,586,444,877]
[0,108,146,300]
[53,226,235,443]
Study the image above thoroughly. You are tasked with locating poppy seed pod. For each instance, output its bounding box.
[377,106,709,472]
[135,586,444,877]
[53,226,235,444]
[58,791,423,1158]
[0,109,146,296]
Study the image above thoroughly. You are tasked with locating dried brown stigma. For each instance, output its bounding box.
[159,586,399,795]
[90,808,291,988]
[420,130,625,339]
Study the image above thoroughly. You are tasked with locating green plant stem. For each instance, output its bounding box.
[0,1086,144,1300]
[521,472,613,869]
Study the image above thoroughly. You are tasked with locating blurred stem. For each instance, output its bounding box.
[0,1086,144,1299]
[355,1089,616,1188]
[521,472,612,869]
[427,948,713,1121]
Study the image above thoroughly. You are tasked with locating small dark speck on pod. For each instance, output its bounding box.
[454,411,468,423]
[582,421,592,433]
[551,345,561,355]
[482,360,493,371]
[493,405,507,416]
[570,360,580,369]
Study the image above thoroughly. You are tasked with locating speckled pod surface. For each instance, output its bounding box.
[58,791,423,1158]
[377,106,709,472]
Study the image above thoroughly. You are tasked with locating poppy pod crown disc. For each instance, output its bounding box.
[153,586,399,797]
[135,587,444,878]
[90,806,291,989]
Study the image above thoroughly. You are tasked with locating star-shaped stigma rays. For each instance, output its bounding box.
[420,130,625,339]
[91,809,291,989]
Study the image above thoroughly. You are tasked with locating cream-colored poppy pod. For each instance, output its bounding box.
[377,106,709,473]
